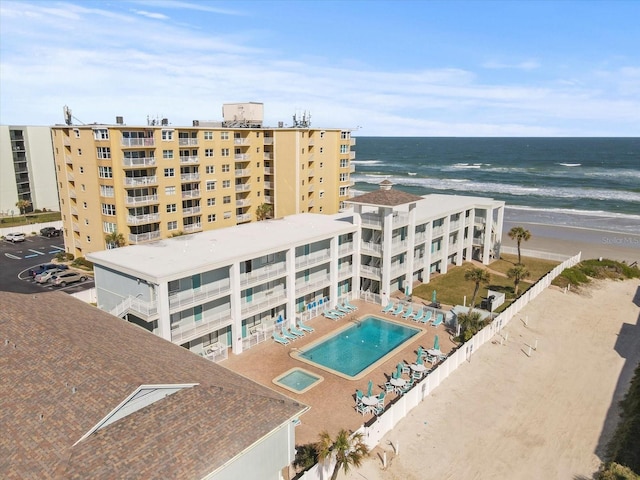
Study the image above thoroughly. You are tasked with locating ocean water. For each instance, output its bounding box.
[352,137,640,235]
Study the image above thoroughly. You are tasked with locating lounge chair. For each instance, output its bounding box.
[281,329,298,341]
[328,309,346,317]
[381,301,394,313]
[289,325,306,337]
[335,304,351,314]
[341,302,356,312]
[420,310,433,324]
[391,303,404,316]
[402,305,414,319]
[297,319,314,333]
[345,299,358,311]
[272,332,290,345]
[412,309,425,323]
[323,311,341,320]
[374,392,386,415]
[432,313,444,328]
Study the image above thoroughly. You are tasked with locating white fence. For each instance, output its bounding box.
[297,251,582,480]
[500,246,572,262]
[0,220,63,238]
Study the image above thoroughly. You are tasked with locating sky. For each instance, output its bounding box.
[1,0,639,136]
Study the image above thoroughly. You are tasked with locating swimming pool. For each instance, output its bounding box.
[295,316,420,379]
[273,368,323,394]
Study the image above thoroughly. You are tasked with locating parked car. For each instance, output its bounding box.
[34,268,65,284]
[50,271,87,287]
[5,232,26,242]
[40,227,61,237]
[28,263,69,278]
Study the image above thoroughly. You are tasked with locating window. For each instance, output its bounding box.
[98,166,113,178]
[205,148,214,157]
[162,130,174,141]
[340,173,348,182]
[340,145,349,154]
[102,204,116,215]
[206,181,216,191]
[224,211,231,219]
[204,131,213,140]
[341,131,349,139]
[339,186,348,196]
[168,220,178,231]
[97,147,111,159]
[257,177,261,182]
[165,186,176,195]
[222,180,230,188]
[166,203,177,213]
[221,148,229,157]
[77,148,82,155]
[207,198,216,206]
[319,177,324,183]
[81,184,86,192]
[74,129,80,138]
[103,222,116,233]
[223,196,231,204]
[86,236,91,243]
[83,202,87,209]
[93,129,109,140]
[205,165,215,174]
[221,132,229,140]
[164,168,175,177]
[207,214,216,223]
[163,150,174,159]
[320,131,325,138]
[100,185,114,197]
[222,164,230,172]
[256,162,260,168]
[320,162,324,168]
[340,158,348,168]
[85,219,89,225]
[79,166,84,173]
[319,190,325,198]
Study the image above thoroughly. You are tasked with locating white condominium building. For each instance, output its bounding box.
[88,182,504,360]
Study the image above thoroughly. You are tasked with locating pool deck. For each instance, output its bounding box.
[222,300,457,446]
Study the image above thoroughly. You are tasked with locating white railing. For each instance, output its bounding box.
[127,213,160,225]
[432,226,444,237]
[180,173,200,181]
[241,291,288,315]
[295,249,331,269]
[123,157,155,167]
[234,137,250,145]
[121,138,155,147]
[178,138,198,146]
[236,213,251,222]
[415,231,427,243]
[182,206,201,215]
[361,213,383,228]
[361,241,382,254]
[184,223,202,233]
[295,275,330,295]
[169,279,231,309]
[171,310,231,344]
[338,243,354,255]
[300,252,583,479]
[235,184,251,192]
[125,194,158,206]
[234,154,250,161]
[110,295,158,319]
[235,168,251,176]
[181,190,200,199]
[338,264,354,279]
[264,167,274,174]
[235,199,251,207]
[391,239,408,253]
[128,230,161,243]
[264,181,274,189]
[240,263,287,287]
[263,137,274,145]
[180,156,199,164]
[360,264,381,278]
[124,176,157,186]
[500,246,573,262]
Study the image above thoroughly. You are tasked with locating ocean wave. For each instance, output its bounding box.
[557,163,581,167]
[506,205,640,221]
[351,160,382,165]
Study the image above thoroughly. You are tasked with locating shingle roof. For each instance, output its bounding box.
[0,291,306,479]
[348,184,424,207]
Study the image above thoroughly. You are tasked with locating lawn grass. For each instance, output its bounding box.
[489,253,560,279]
[0,211,61,226]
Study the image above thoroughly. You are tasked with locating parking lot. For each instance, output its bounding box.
[0,235,94,294]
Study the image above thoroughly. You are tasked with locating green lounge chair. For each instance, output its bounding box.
[432,313,444,328]
[391,303,404,316]
[297,319,314,333]
[402,305,414,319]
[272,332,289,345]
[289,325,305,337]
[420,310,432,324]
[381,301,394,313]
[281,329,298,341]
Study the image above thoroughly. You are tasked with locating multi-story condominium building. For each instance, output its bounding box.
[50,103,356,258]
[87,182,504,361]
[0,125,60,215]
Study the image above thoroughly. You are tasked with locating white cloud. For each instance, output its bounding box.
[482,60,541,71]
[131,9,169,20]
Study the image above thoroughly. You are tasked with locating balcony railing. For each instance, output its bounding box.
[338,264,354,279]
[169,279,231,310]
[432,226,444,237]
[360,265,381,278]
[361,213,382,228]
[241,291,288,316]
[125,194,159,206]
[178,138,198,146]
[391,239,408,253]
[234,138,250,145]
[263,137,274,145]
[390,262,406,275]
[240,262,288,288]
[264,181,274,189]
[184,223,202,233]
[127,213,160,225]
[236,213,251,223]
[124,176,157,186]
[295,275,330,295]
[67,173,74,182]
[234,154,250,161]
[263,166,274,174]
[235,168,251,177]
[180,156,199,164]
[263,153,274,160]
[295,249,330,269]
[121,138,155,147]
[338,242,354,255]
[123,157,156,167]
[361,241,382,254]
[264,195,274,204]
[180,173,200,182]
[171,310,232,344]
[182,206,201,215]
[128,230,161,243]
[450,220,461,231]
[349,164,356,173]
[181,190,201,199]
[235,184,251,192]
[235,199,251,207]
[415,231,428,243]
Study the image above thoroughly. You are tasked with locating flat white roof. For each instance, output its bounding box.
[88,213,357,280]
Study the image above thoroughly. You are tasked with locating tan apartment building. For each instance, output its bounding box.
[51,103,356,258]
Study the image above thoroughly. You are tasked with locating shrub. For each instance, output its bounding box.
[55,252,74,262]
[72,257,94,270]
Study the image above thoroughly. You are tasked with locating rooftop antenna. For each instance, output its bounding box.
[63,105,72,126]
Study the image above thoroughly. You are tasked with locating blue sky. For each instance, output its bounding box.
[1,0,639,136]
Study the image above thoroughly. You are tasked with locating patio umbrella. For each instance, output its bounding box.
[432,290,437,304]
[396,363,403,378]
[434,335,440,351]
[416,346,423,361]
[367,379,373,397]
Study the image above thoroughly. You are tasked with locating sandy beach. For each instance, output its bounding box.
[502,221,640,264]
[346,278,640,480]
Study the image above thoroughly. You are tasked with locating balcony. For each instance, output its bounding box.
[361,213,382,228]
[350,138,356,146]
[127,213,160,225]
[180,156,199,164]
[264,166,274,174]
[360,264,381,278]
[338,264,353,279]
[181,190,201,199]
[123,157,156,167]
[264,181,274,189]
[450,220,461,230]
[338,242,354,255]
[263,137,274,145]
[128,230,161,243]
[236,213,251,223]
[180,173,200,182]
[235,183,251,192]
[69,189,77,199]
[295,275,330,295]
[178,138,198,146]
[241,290,288,316]
[170,310,232,344]
[264,195,274,204]
[307,169,314,177]
[125,194,159,206]
[124,176,157,186]
[72,222,80,232]
[234,138,250,145]
[66,172,74,182]
[240,263,287,288]
[415,231,428,243]
[169,278,231,310]
[184,223,203,233]
[432,226,445,237]
[263,153,274,161]
[295,249,330,270]
[182,206,201,215]
[390,262,406,276]
[65,155,73,164]
[361,241,382,254]
[234,153,250,161]
[121,138,155,148]
[235,168,251,177]
[391,239,408,253]
[235,199,251,207]
[349,151,356,159]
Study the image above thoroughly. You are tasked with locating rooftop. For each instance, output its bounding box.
[0,291,306,479]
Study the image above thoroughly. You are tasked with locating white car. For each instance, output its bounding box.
[5,232,26,242]
[35,269,65,284]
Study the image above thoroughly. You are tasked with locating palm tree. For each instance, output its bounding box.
[15,199,31,214]
[316,429,369,480]
[255,203,273,221]
[507,265,531,296]
[105,230,126,248]
[508,226,531,265]
[456,310,483,341]
[464,267,491,309]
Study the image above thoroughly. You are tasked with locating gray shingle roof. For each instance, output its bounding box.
[0,291,306,479]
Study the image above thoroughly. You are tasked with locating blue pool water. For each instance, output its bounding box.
[275,369,321,392]
[299,316,420,377]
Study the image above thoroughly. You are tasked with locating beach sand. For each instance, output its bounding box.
[346,279,640,480]
[502,221,640,263]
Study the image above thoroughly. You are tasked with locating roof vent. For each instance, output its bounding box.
[116,116,124,124]
[379,179,394,191]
